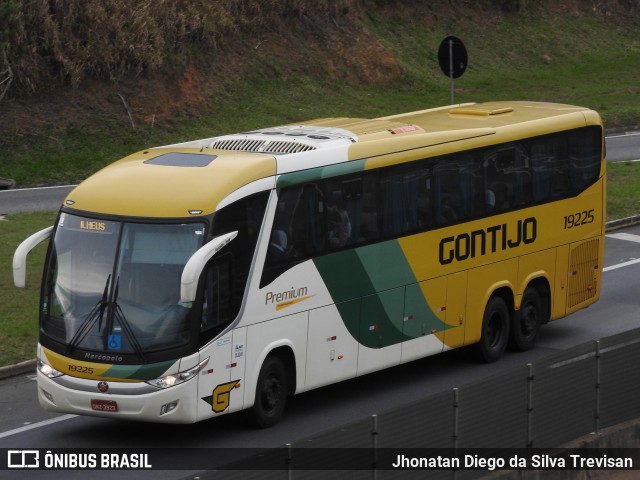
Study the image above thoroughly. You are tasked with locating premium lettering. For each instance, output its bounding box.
[439,217,537,265]
[265,286,308,305]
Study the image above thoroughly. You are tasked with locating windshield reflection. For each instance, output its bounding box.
[43,213,205,358]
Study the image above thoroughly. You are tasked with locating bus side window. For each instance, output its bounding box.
[483,144,530,213]
[324,173,380,249]
[381,165,421,236]
[530,135,569,202]
[457,153,484,219]
[291,183,325,257]
[201,192,268,344]
[569,126,602,193]
[261,183,325,286]
[359,172,381,242]
[433,154,483,225]
[325,179,353,249]
[268,186,299,265]
[415,169,434,230]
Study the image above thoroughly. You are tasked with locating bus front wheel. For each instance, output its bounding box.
[251,355,288,428]
[476,296,510,363]
[510,287,542,351]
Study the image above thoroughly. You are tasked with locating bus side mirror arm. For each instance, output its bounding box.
[13,226,54,288]
[180,231,238,304]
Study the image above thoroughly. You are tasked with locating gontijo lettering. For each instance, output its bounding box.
[439,217,537,265]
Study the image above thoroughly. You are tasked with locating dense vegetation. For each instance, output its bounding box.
[0,0,358,96]
[1,0,640,185]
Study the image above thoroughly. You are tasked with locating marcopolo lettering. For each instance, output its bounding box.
[439,217,537,265]
[83,353,124,363]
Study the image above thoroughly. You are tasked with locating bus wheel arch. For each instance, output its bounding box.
[475,288,512,363]
[510,278,550,351]
[251,346,296,428]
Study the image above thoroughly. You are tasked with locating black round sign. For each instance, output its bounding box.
[438,36,468,79]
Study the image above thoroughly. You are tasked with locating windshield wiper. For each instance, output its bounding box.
[104,277,146,363]
[64,275,110,356]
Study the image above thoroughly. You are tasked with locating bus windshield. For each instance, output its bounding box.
[41,213,206,358]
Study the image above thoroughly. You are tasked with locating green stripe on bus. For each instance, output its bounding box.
[314,240,450,349]
[356,241,416,291]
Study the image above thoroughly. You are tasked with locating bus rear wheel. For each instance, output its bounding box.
[510,287,542,351]
[476,296,510,363]
[251,356,288,428]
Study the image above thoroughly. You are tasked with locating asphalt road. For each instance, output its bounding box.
[1,224,639,479]
[606,131,640,162]
[0,184,74,214]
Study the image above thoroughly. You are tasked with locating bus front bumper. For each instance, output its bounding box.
[37,370,199,424]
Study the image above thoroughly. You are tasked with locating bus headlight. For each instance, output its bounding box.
[146,358,209,389]
[38,360,64,379]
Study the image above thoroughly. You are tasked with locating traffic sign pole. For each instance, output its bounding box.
[438,36,467,105]
[449,39,454,104]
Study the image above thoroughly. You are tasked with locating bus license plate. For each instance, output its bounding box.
[91,399,118,412]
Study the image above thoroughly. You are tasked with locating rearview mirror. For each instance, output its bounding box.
[180,231,238,304]
[13,226,53,288]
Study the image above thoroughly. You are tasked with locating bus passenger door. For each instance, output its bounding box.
[402,279,447,363]
[306,301,359,390]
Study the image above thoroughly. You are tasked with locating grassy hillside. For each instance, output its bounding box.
[1,1,640,186]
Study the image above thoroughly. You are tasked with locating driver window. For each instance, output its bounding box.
[199,192,268,345]
[200,254,233,343]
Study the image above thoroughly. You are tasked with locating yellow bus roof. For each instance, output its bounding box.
[321,101,601,161]
[65,148,276,218]
[64,101,601,218]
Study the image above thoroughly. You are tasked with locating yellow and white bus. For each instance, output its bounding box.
[14,101,604,425]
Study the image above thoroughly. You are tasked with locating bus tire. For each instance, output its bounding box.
[476,296,510,363]
[510,287,542,351]
[251,355,288,428]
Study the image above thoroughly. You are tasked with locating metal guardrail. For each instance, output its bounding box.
[205,326,640,479]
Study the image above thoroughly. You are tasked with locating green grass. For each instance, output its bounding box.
[0,211,57,366]
[607,161,640,220]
